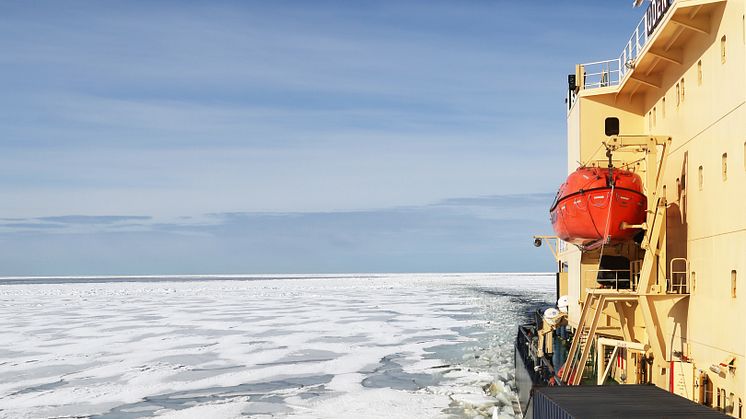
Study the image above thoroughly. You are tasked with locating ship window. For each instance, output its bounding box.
[722,389,728,411]
[648,111,652,131]
[697,60,703,85]
[721,35,727,63]
[698,165,704,191]
[653,107,657,127]
[731,393,736,415]
[662,97,666,118]
[732,270,737,298]
[681,78,685,102]
[723,153,728,181]
[691,272,696,292]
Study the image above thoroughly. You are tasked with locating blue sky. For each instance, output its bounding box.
[0,1,642,275]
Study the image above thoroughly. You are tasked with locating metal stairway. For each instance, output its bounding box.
[560,293,606,385]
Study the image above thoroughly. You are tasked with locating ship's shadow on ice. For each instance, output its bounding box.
[472,287,553,321]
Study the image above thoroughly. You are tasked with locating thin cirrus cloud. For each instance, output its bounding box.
[0,193,554,275]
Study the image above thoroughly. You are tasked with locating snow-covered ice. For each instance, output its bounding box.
[0,273,553,418]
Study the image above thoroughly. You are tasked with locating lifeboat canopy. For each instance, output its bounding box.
[549,166,646,248]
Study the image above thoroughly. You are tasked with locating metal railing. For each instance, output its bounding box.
[586,269,637,291]
[580,59,621,89]
[578,0,675,90]
[668,257,689,294]
[584,259,688,294]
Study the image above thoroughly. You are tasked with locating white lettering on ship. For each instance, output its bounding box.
[645,0,673,36]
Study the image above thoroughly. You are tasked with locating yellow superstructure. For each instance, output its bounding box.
[558,0,746,415]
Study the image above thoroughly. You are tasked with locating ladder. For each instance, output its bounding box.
[560,293,606,385]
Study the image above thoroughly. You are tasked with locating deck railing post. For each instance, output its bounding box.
[579,9,659,90]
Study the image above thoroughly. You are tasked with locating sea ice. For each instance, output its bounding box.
[0,273,553,418]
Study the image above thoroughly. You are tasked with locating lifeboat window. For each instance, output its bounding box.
[697,60,703,85]
[698,165,704,191]
[732,270,737,298]
[550,190,562,210]
[722,153,728,181]
[721,35,727,64]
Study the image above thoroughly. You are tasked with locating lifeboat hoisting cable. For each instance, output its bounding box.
[597,145,617,257]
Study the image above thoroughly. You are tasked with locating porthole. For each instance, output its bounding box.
[721,35,727,63]
[732,270,737,298]
[723,153,728,181]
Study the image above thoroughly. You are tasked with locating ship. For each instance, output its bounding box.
[516,0,745,417]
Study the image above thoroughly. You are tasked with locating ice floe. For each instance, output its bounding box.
[0,273,553,418]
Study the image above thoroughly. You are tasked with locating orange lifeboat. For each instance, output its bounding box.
[550,166,647,247]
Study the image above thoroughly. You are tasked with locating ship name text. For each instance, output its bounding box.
[645,0,673,36]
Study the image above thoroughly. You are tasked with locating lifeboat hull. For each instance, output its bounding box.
[550,167,647,246]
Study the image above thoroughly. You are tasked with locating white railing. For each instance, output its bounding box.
[617,12,650,82]
[580,59,622,89]
[578,0,675,90]
[585,269,637,291]
[668,257,689,294]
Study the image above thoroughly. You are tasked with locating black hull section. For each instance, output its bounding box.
[514,310,562,415]
[514,333,535,415]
